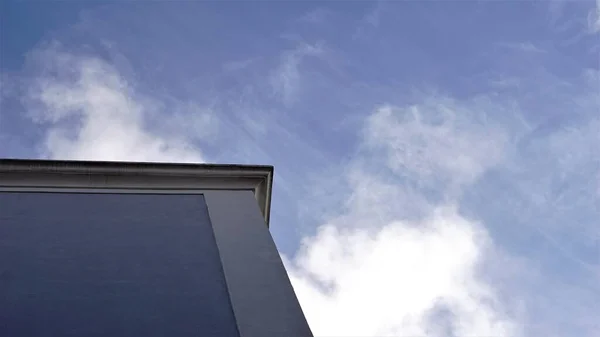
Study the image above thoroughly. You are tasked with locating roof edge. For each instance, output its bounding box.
[0,159,274,227]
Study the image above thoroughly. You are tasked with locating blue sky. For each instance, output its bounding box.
[1,1,599,336]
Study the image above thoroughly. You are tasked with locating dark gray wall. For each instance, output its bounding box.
[205,190,313,337]
[0,192,239,337]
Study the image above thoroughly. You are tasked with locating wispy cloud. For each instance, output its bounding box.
[298,8,330,25]
[497,41,547,54]
[270,42,324,106]
[222,58,258,73]
[352,1,385,40]
[22,43,211,162]
[589,0,600,33]
[364,99,509,193]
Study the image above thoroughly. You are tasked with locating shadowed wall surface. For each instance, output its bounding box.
[0,192,240,337]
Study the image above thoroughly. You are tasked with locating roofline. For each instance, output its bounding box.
[0,159,274,227]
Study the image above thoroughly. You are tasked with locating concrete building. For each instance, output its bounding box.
[0,159,312,337]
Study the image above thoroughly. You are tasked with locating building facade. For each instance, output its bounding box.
[0,159,312,337]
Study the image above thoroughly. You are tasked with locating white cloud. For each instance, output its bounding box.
[24,44,209,162]
[286,97,521,337]
[288,208,518,337]
[284,61,600,335]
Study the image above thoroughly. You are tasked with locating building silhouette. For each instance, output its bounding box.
[0,159,312,337]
